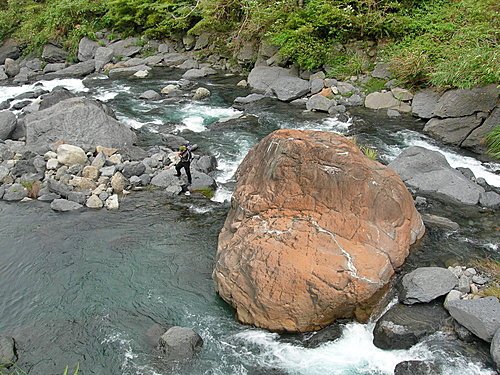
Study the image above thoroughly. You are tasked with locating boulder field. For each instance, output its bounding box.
[213,129,425,332]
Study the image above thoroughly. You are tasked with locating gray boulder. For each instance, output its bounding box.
[0,68,7,81]
[0,44,20,64]
[399,267,458,304]
[421,214,459,231]
[47,179,72,198]
[151,169,180,188]
[491,328,500,371]
[445,297,500,342]
[4,58,20,77]
[158,326,203,360]
[391,88,414,101]
[192,155,217,174]
[182,68,216,80]
[371,63,392,79]
[50,198,83,212]
[108,65,151,78]
[13,67,35,84]
[365,92,400,110]
[191,170,217,191]
[178,58,199,70]
[194,33,210,50]
[3,183,28,201]
[108,37,142,58]
[389,146,485,205]
[433,85,498,118]
[193,87,211,100]
[162,134,189,150]
[42,44,68,63]
[0,335,16,367]
[25,97,137,152]
[423,114,484,146]
[163,53,188,67]
[122,162,146,178]
[462,107,500,153]
[139,90,161,101]
[0,165,9,182]
[44,60,95,78]
[38,193,60,202]
[95,47,114,71]
[306,94,335,112]
[0,111,17,140]
[39,88,77,111]
[479,191,500,209]
[233,94,266,105]
[412,90,441,119]
[247,66,310,102]
[393,361,441,375]
[373,302,450,350]
[43,63,66,74]
[310,78,324,94]
[78,37,99,62]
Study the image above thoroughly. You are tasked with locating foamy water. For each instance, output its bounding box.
[386,130,500,187]
[231,323,495,375]
[0,78,88,103]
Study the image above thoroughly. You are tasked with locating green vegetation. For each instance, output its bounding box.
[484,126,500,159]
[193,187,215,199]
[0,0,498,88]
[0,362,79,375]
[471,258,500,297]
[360,146,378,161]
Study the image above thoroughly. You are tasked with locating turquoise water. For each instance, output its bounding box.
[0,70,498,374]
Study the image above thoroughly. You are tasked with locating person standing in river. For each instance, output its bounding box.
[175,145,193,194]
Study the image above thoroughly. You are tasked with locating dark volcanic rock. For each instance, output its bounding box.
[373,302,451,350]
[393,360,441,375]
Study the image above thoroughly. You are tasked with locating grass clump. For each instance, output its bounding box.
[471,258,500,297]
[484,126,500,160]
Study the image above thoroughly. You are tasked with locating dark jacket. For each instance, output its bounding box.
[179,149,192,163]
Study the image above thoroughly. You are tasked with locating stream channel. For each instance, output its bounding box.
[0,68,499,374]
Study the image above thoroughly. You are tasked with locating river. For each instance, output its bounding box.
[0,69,498,374]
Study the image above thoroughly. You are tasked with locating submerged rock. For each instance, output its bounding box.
[0,335,16,367]
[50,198,83,212]
[213,129,424,332]
[393,360,441,375]
[158,326,203,360]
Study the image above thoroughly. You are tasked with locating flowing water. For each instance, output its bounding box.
[0,69,499,375]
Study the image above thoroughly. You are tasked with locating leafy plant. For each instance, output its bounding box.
[361,146,378,161]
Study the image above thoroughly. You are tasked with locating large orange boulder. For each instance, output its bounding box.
[213,129,425,332]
